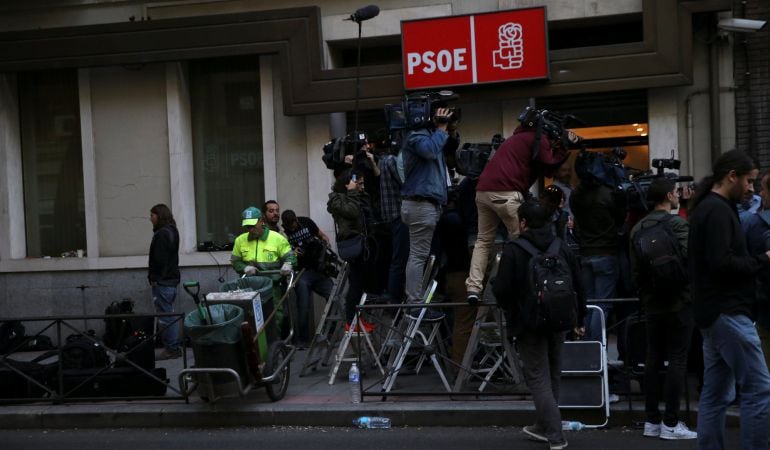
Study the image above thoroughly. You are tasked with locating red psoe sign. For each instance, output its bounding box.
[401,7,549,90]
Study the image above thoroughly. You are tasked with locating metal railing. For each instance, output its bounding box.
[0,312,186,404]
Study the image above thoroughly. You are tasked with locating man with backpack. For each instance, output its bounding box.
[493,200,586,450]
[629,177,696,440]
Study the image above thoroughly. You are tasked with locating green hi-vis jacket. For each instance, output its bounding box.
[231,229,296,275]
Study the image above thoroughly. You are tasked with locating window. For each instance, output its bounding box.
[19,70,85,258]
[190,56,263,249]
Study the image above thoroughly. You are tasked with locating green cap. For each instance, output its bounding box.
[242,206,262,226]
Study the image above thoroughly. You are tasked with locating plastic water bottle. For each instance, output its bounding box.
[353,416,391,429]
[349,362,361,404]
[562,420,585,431]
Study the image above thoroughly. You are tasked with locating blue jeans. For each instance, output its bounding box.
[295,269,333,344]
[697,314,770,450]
[580,254,618,342]
[387,217,409,302]
[152,285,180,352]
[401,199,441,303]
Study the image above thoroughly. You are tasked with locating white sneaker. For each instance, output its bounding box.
[660,422,697,440]
[608,393,621,403]
[643,422,661,437]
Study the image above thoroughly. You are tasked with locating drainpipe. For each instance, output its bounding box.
[708,14,722,164]
[685,89,708,178]
[686,86,735,179]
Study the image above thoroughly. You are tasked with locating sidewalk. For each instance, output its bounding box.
[0,348,714,430]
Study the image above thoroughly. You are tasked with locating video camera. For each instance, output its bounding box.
[518,106,583,147]
[575,147,628,190]
[621,151,694,212]
[454,134,504,179]
[321,131,368,171]
[384,90,461,132]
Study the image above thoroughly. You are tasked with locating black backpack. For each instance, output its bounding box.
[61,334,110,370]
[513,238,578,333]
[0,321,25,354]
[103,299,135,349]
[632,214,688,297]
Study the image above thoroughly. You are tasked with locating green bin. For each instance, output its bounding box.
[216,276,278,356]
[184,304,247,396]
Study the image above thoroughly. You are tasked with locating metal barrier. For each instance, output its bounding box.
[0,312,186,404]
[352,297,642,401]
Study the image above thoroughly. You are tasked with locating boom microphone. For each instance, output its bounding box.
[347,5,380,22]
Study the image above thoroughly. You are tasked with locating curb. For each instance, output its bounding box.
[0,400,717,429]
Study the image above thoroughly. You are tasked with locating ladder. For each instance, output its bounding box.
[299,262,349,377]
[452,252,522,392]
[381,280,451,393]
[327,292,384,385]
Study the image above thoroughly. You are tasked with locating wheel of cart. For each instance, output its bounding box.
[178,270,301,403]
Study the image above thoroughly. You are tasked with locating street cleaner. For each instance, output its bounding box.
[229,206,296,340]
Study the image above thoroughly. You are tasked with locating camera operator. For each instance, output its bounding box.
[570,153,626,343]
[465,108,570,304]
[344,143,381,217]
[401,107,453,316]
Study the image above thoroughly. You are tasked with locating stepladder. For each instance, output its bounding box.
[452,251,523,392]
[299,261,349,377]
[327,292,384,385]
[381,280,452,393]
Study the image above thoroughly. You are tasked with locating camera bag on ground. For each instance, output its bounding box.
[60,366,168,397]
[103,300,155,370]
[632,214,688,298]
[0,358,56,399]
[60,334,110,370]
[0,320,25,355]
[513,238,578,333]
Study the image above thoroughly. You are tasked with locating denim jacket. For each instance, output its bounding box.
[400,128,449,205]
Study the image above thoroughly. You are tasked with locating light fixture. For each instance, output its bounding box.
[717,18,767,33]
[636,127,644,132]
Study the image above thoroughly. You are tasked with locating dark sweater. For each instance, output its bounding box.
[570,184,626,256]
[477,127,567,193]
[688,192,769,328]
[493,226,587,336]
[148,224,180,286]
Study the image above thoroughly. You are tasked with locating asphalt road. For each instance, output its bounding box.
[0,425,738,450]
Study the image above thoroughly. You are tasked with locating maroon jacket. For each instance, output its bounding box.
[476,127,568,193]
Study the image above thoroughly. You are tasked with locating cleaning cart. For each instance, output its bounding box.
[178,270,300,403]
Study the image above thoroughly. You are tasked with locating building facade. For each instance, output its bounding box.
[0,0,760,322]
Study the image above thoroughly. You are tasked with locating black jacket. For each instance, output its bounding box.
[327,190,365,240]
[688,192,769,328]
[570,184,625,256]
[148,224,180,286]
[493,226,587,336]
